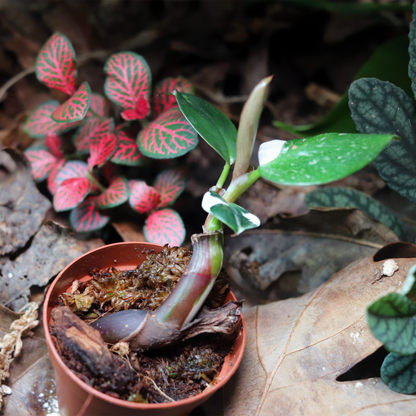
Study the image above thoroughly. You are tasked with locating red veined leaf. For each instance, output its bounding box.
[53,160,97,193]
[48,159,65,195]
[153,77,193,118]
[154,167,188,208]
[88,133,118,171]
[45,134,64,158]
[52,82,91,122]
[23,100,80,139]
[100,162,120,184]
[111,130,142,166]
[121,96,150,121]
[35,32,76,95]
[129,180,160,214]
[104,52,151,112]
[137,108,198,159]
[74,117,114,153]
[53,177,91,212]
[87,93,109,118]
[70,196,110,232]
[144,208,185,246]
[95,176,129,209]
[24,146,58,182]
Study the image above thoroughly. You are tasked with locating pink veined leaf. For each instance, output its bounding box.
[53,160,98,193]
[154,167,188,208]
[23,100,80,139]
[153,77,193,118]
[35,32,76,95]
[104,52,151,112]
[53,177,91,212]
[88,133,118,171]
[95,176,129,209]
[52,82,91,122]
[100,162,120,184]
[87,93,109,118]
[74,117,114,153]
[121,96,150,121]
[24,146,58,182]
[48,159,65,195]
[70,196,110,232]
[144,208,186,246]
[111,130,142,166]
[45,134,64,158]
[129,180,160,214]
[137,108,198,159]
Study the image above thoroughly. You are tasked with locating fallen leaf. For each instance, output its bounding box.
[111,220,145,242]
[0,149,51,256]
[0,221,103,311]
[224,243,416,415]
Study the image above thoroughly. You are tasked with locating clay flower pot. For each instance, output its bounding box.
[43,242,245,416]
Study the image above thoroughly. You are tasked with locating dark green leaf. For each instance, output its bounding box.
[381,352,416,394]
[258,133,395,186]
[305,187,410,241]
[408,0,416,99]
[349,78,416,201]
[367,293,416,355]
[173,91,237,164]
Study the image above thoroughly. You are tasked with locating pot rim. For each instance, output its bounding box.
[43,241,246,410]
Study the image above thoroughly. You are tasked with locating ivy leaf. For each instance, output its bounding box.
[111,130,142,166]
[52,82,91,123]
[87,93,109,118]
[144,208,186,246]
[174,90,237,164]
[409,0,416,99]
[305,187,410,242]
[381,352,416,394]
[88,133,118,171]
[129,180,160,214]
[137,108,198,159]
[258,133,395,186]
[24,146,57,182]
[95,176,129,209]
[23,100,79,139]
[53,177,91,212]
[349,78,416,201]
[367,293,416,355]
[35,32,76,95]
[45,134,64,158]
[153,77,193,118]
[104,52,151,112]
[70,196,110,232]
[74,117,114,154]
[154,167,188,208]
[202,190,260,235]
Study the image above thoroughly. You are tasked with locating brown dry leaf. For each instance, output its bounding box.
[0,149,51,256]
[224,244,416,415]
[111,220,145,242]
[0,221,103,311]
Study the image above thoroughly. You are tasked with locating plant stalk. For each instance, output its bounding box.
[86,172,107,193]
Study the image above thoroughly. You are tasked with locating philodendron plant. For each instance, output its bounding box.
[23,32,197,246]
[90,76,398,351]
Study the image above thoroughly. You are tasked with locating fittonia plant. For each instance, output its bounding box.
[24,32,196,246]
[90,76,399,351]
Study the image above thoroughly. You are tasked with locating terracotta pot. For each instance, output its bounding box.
[43,242,245,416]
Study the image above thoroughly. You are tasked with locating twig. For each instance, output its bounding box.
[143,375,175,402]
[0,67,35,103]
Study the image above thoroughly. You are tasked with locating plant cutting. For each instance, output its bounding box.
[23,32,197,246]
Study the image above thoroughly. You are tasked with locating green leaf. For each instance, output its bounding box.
[173,91,237,164]
[367,293,416,355]
[408,0,416,99]
[258,133,395,186]
[349,78,416,201]
[381,352,416,394]
[305,187,410,242]
[202,191,260,235]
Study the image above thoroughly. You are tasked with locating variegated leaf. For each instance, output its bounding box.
[53,177,91,212]
[144,208,185,246]
[24,146,57,182]
[70,196,110,232]
[53,161,96,193]
[137,108,198,158]
[111,130,142,166]
[74,117,114,153]
[52,82,91,122]
[35,32,76,95]
[95,176,129,209]
[45,134,64,158]
[47,159,65,195]
[88,133,118,170]
[153,76,193,118]
[104,52,151,111]
[87,93,109,118]
[154,167,188,208]
[129,180,160,214]
[121,96,150,121]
